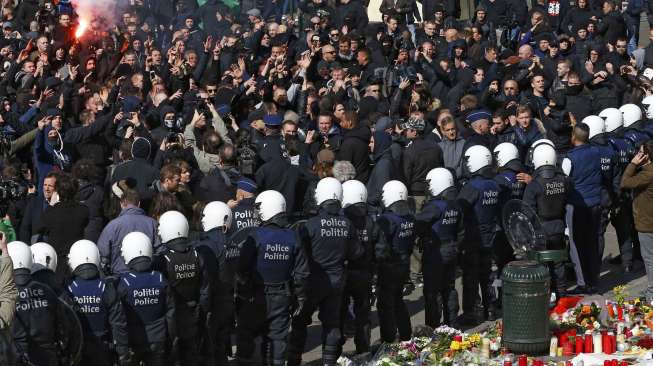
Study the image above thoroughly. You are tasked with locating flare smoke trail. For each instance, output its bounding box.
[71,0,119,29]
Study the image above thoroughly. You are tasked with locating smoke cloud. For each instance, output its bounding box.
[71,0,119,27]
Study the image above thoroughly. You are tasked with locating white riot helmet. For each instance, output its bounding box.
[342,180,367,207]
[426,168,454,197]
[620,104,642,127]
[493,142,519,168]
[532,139,555,149]
[642,95,653,119]
[315,177,343,206]
[255,190,286,222]
[532,144,557,170]
[68,239,101,271]
[121,231,153,265]
[381,180,408,207]
[31,242,58,272]
[158,210,189,243]
[464,145,492,173]
[599,108,623,133]
[8,241,32,270]
[581,115,605,139]
[202,201,233,232]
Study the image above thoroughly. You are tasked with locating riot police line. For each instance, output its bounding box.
[3,102,652,366]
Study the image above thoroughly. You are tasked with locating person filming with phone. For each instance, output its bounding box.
[622,140,653,303]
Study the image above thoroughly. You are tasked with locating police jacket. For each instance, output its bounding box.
[623,122,651,149]
[117,258,171,346]
[607,129,636,197]
[193,228,227,306]
[495,160,527,202]
[240,214,309,295]
[523,165,569,236]
[566,143,605,207]
[376,200,415,265]
[343,203,384,273]
[153,238,211,338]
[66,265,128,355]
[298,201,364,289]
[590,134,619,197]
[415,187,464,264]
[12,269,69,351]
[230,197,261,232]
[457,166,501,247]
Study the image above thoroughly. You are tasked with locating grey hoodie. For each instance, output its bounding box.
[438,134,466,178]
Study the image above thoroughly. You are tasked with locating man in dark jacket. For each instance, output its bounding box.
[19,172,56,243]
[111,137,158,202]
[596,0,627,45]
[367,130,398,207]
[337,111,372,183]
[401,116,444,211]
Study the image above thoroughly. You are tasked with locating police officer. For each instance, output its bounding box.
[229,178,261,233]
[9,240,73,366]
[117,232,170,366]
[641,95,653,134]
[287,177,363,366]
[237,190,309,365]
[601,107,638,272]
[457,145,501,323]
[562,123,605,294]
[494,142,527,201]
[154,211,211,366]
[583,115,618,261]
[523,144,569,296]
[340,180,382,354]
[375,180,415,343]
[620,103,651,149]
[196,201,231,365]
[66,240,129,366]
[416,168,464,327]
[493,142,526,285]
[30,242,62,295]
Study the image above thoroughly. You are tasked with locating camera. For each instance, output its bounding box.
[166,132,181,144]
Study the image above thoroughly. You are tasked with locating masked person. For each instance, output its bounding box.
[340,180,382,354]
[154,211,211,366]
[287,178,363,366]
[9,240,74,366]
[117,232,170,366]
[195,201,231,365]
[375,180,415,342]
[66,240,129,366]
[236,190,309,365]
[600,107,638,272]
[457,145,501,324]
[523,144,569,297]
[416,168,464,327]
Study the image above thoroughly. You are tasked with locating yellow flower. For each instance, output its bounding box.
[450,341,461,351]
[468,333,482,346]
[461,341,471,349]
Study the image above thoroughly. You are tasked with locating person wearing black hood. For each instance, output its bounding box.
[150,105,181,147]
[367,129,399,207]
[66,240,129,366]
[111,137,159,203]
[337,111,371,183]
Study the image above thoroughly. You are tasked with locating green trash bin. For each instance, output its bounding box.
[502,260,551,354]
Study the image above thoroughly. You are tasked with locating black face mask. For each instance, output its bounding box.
[566,85,583,95]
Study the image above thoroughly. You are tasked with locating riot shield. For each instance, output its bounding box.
[501,199,547,257]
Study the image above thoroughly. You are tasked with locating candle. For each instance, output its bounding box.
[608,332,616,353]
[575,335,583,354]
[481,338,490,359]
[550,336,558,357]
[563,338,574,356]
[517,355,527,366]
[557,347,563,357]
[593,333,603,354]
[585,332,594,353]
[602,333,612,354]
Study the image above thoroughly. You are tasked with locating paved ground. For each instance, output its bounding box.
[290,223,649,364]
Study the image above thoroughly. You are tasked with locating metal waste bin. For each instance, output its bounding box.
[502,260,551,354]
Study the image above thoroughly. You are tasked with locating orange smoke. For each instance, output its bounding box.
[75,19,88,39]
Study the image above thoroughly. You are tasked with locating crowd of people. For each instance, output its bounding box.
[0,0,652,364]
